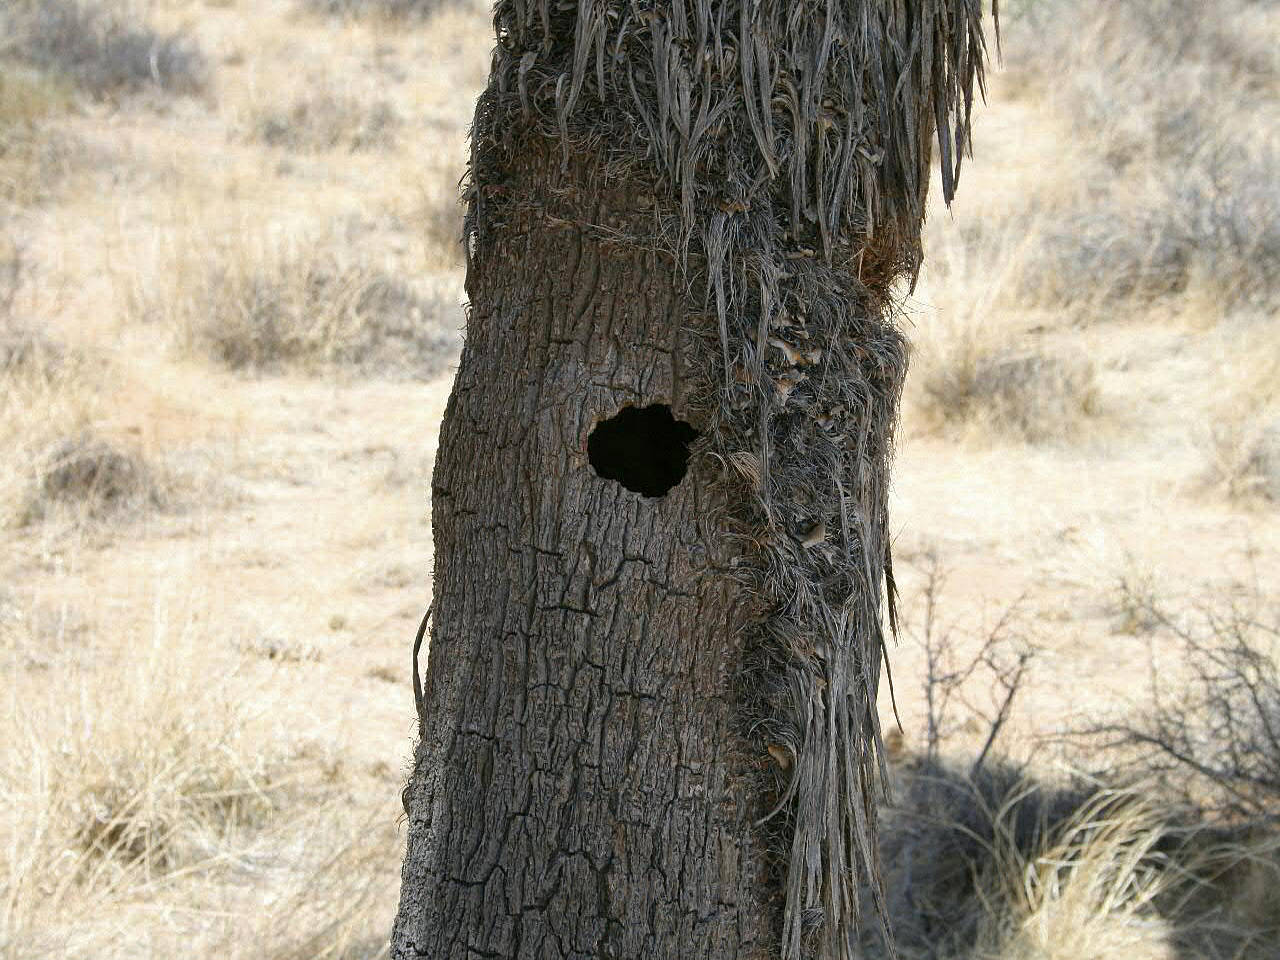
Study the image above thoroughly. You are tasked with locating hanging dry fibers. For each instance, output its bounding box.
[464,1,996,957]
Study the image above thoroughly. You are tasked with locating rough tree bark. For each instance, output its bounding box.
[393,3,994,958]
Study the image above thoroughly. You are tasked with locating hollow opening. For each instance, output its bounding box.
[588,404,698,498]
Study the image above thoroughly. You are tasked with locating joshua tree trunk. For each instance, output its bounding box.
[394,3,994,959]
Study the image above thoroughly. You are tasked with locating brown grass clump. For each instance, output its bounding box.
[0,0,210,100]
[132,240,462,378]
[916,341,1100,444]
[972,792,1178,960]
[0,252,164,527]
[0,595,308,956]
[31,434,155,521]
[251,93,401,153]
[0,313,161,526]
[1200,331,1280,506]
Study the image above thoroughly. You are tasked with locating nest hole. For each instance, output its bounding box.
[588,404,697,498]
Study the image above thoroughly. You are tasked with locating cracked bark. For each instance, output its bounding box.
[391,146,778,960]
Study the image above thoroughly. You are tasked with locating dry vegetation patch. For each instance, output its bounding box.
[0,64,80,205]
[300,0,467,21]
[251,92,401,153]
[0,0,210,100]
[1009,0,1280,318]
[0,311,164,527]
[131,240,462,378]
[871,559,1280,960]
[0,591,380,959]
[915,338,1100,444]
[1199,330,1280,506]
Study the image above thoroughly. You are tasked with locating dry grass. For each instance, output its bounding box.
[906,249,1102,443]
[0,318,153,528]
[0,0,210,100]
[1005,0,1279,319]
[0,64,80,206]
[251,92,401,153]
[300,0,472,21]
[1199,329,1280,506]
[0,587,395,960]
[128,238,462,378]
[971,791,1177,960]
[914,334,1100,444]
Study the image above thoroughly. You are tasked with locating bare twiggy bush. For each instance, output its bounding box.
[875,555,1280,959]
[1109,563,1164,637]
[131,241,462,378]
[910,552,1038,772]
[1,0,210,99]
[869,553,1173,959]
[252,93,400,153]
[1083,579,1280,821]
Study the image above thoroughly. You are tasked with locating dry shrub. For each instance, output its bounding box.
[30,434,155,521]
[0,251,163,527]
[1200,332,1280,506]
[1085,580,1280,822]
[914,331,1100,444]
[416,186,465,269]
[870,760,1095,959]
[134,240,462,378]
[0,596,303,956]
[0,65,78,205]
[0,0,210,99]
[1006,0,1280,318]
[301,0,468,20]
[1018,210,1193,308]
[1071,575,1280,956]
[252,93,400,153]
[973,792,1178,960]
[1205,418,1280,506]
[872,554,1280,959]
[0,314,161,526]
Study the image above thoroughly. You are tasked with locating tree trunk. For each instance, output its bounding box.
[394,145,778,959]
[393,2,994,957]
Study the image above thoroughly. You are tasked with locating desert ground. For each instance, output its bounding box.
[2,1,1277,958]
